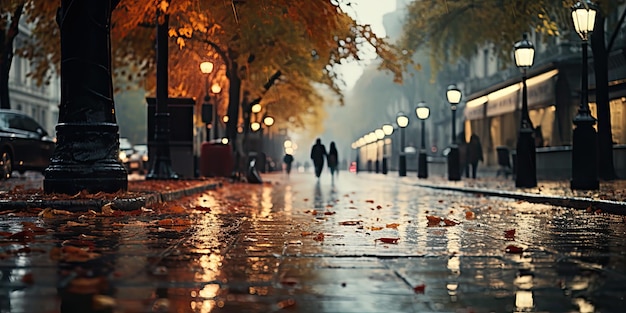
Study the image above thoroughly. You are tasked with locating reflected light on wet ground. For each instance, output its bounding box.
[1,172,625,312]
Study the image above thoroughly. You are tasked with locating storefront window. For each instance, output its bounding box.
[529,105,556,147]
[589,98,626,144]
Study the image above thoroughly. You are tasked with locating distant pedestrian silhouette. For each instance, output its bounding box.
[283,153,294,175]
[327,141,339,178]
[310,138,327,178]
[467,134,483,178]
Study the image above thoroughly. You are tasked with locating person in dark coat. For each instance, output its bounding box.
[310,138,327,178]
[283,153,294,175]
[457,132,469,178]
[467,134,483,178]
[327,141,339,178]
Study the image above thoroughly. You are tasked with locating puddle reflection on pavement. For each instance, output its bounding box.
[0,172,625,312]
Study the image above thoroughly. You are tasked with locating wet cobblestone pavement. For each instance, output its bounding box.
[1,172,625,312]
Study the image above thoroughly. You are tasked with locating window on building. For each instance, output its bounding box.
[589,98,626,144]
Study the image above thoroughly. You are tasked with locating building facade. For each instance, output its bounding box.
[461,6,626,170]
[7,21,60,137]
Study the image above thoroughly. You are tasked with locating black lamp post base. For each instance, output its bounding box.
[447,145,460,181]
[44,164,128,194]
[418,151,428,178]
[571,118,599,190]
[515,129,537,188]
[399,155,406,177]
[375,160,380,173]
[382,158,388,174]
[44,123,128,194]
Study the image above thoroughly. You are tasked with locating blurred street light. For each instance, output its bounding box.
[396,112,409,177]
[416,101,430,179]
[570,0,599,190]
[514,33,537,187]
[446,84,462,181]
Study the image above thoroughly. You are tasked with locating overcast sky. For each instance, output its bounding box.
[339,0,397,91]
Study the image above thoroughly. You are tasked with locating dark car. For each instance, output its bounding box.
[0,110,56,179]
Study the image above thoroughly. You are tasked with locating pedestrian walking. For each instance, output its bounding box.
[327,141,339,178]
[283,153,294,175]
[310,138,327,178]
[467,134,483,178]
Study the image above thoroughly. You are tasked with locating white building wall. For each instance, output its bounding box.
[8,21,60,137]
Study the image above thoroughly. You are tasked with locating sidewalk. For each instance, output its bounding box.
[359,167,626,215]
[0,170,624,215]
[1,172,625,312]
[0,173,222,211]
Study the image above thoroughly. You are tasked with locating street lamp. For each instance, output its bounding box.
[210,82,222,140]
[570,0,599,190]
[446,84,462,181]
[200,61,214,141]
[416,101,430,179]
[514,33,537,188]
[375,128,385,173]
[396,112,409,177]
[368,131,376,172]
[381,124,394,174]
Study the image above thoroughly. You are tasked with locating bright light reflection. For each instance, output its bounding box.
[190,299,216,313]
[199,283,220,299]
[574,297,595,313]
[195,193,220,209]
[261,185,273,217]
[515,290,534,310]
[284,185,292,213]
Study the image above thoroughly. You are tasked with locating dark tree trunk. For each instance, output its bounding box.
[591,16,617,180]
[226,53,241,176]
[44,0,127,194]
[0,4,24,110]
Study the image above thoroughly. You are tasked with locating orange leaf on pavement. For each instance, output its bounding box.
[376,238,399,244]
[413,284,426,294]
[504,229,516,239]
[339,220,362,226]
[505,245,524,254]
[386,223,400,229]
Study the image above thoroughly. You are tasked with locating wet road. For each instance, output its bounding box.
[1,171,625,312]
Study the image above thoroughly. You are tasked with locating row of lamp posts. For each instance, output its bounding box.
[512,0,598,190]
[350,0,599,191]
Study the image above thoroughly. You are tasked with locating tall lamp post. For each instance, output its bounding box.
[200,62,214,141]
[381,124,394,174]
[210,83,222,140]
[514,33,537,188]
[570,0,599,190]
[375,128,385,173]
[446,85,462,181]
[368,131,376,172]
[396,112,409,177]
[263,115,275,162]
[416,101,430,178]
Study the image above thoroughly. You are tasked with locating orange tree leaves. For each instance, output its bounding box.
[13,0,405,135]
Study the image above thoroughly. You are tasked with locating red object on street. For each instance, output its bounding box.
[200,142,234,177]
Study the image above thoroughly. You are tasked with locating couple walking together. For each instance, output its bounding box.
[310,138,338,179]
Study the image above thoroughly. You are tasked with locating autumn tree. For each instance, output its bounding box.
[8,1,404,137]
[399,0,621,180]
[0,1,58,109]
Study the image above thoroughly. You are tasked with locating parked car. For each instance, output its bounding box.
[0,109,56,179]
[133,144,149,173]
[119,138,144,174]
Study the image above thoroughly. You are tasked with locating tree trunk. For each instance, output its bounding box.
[226,52,241,176]
[591,16,617,180]
[0,4,24,110]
